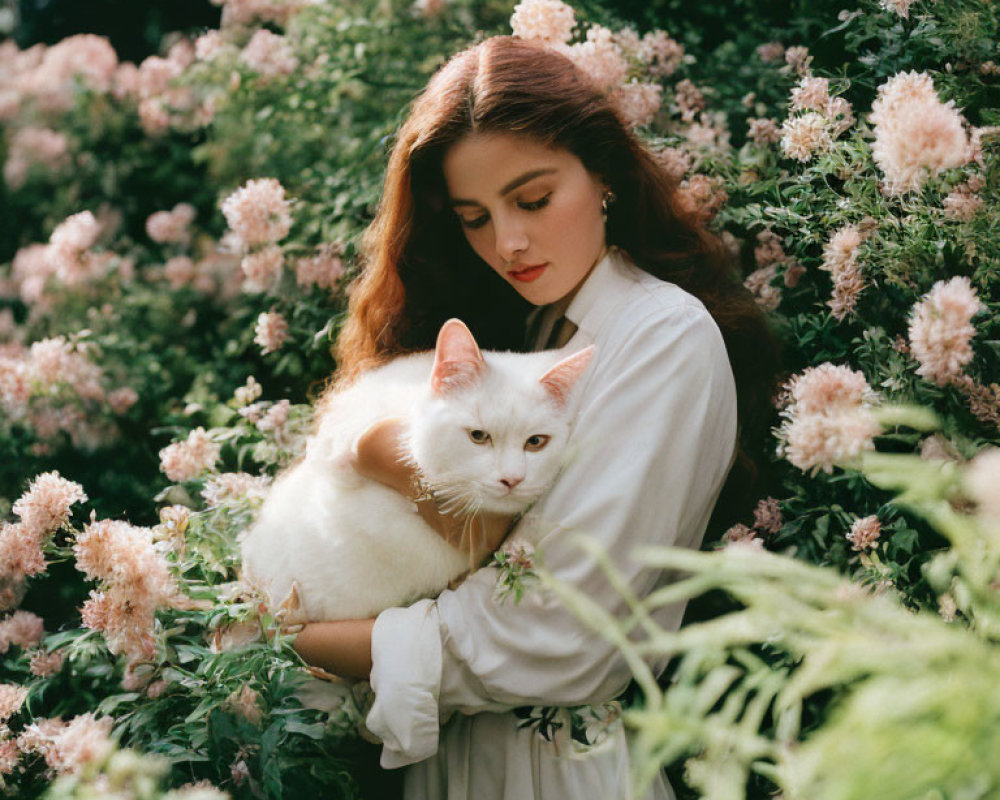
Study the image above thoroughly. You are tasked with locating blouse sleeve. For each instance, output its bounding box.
[366,301,738,768]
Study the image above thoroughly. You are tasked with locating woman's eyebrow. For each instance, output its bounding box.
[450,167,557,207]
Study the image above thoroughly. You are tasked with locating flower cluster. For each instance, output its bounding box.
[820,225,867,320]
[870,71,970,195]
[17,713,115,775]
[509,0,691,129]
[159,427,222,482]
[907,277,983,387]
[778,364,882,474]
[0,35,117,117]
[0,473,87,608]
[146,203,197,245]
[846,515,882,551]
[254,311,290,354]
[74,518,180,668]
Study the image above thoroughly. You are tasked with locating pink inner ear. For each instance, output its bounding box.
[431,319,485,395]
[540,345,594,407]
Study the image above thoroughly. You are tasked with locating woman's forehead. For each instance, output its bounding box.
[442,133,578,200]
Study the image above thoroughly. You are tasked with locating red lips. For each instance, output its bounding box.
[508,263,547,283]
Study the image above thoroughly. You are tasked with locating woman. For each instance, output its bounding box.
[293,35,779,799]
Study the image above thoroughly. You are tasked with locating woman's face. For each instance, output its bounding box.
[441,132,608,306]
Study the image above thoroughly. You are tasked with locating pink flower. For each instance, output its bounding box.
[74,518,178,663]
[254,311,290,355]
[509,0,576,44]
[566,26,627,91]
[756,42,785,63]
[943,179,984,221]
[0,610,45,653]
[653,147,691,182]
[233,375,263,407]
[783,46,811,75]
[744,266,781,312]
[779,364,881,474]
[0,684,29,722]
[201,472,270,507]
[0,738,18,775]
[413,0,447,16]
[163,255,197,289]
[846,515,881,550]
[221,178,292,248]
[13,471,88,538]
[612,80,662,127]
[21,35,118,112]
[295,247,345,290]
[721,524,762,548]
[908,276,983,386]
[256,399,291,433]
[195,31,227,61]
[672,79,706,123]
[636,31,684,77]
[159,427,221,482]
[240,30,298,78]
[780,112,832,161]
[37,713,114,774]
[50,211,101,253]
[675,174,728,222]
[241,245,284,292]
[225,684,263,725]
[754,230,786,268]
[870,71,970,195]
[790,76,830,113]
[3,127,70,189]
[748,117,782,146]
[146,203,196,244]
[820,225,866,320]
[752,497,783,534]
[107,387,139,414]
[826,96,856,136]
[0,523,45,584]
[29,648,65,677]
[879,0,917,17]
[782,407,881,474]
[788,363,872,415]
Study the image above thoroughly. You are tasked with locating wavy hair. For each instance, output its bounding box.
[335,35,780,513]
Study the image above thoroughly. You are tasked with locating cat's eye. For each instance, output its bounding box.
[468,429,492,445]
[524,434,550,452]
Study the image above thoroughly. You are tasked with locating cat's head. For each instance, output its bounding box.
[408,319,593,515]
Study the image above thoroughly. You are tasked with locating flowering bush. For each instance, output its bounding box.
[0,0,997,796]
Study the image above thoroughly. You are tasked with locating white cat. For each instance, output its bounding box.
[239,318,593,623]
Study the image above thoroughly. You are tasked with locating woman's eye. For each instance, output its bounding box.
[458,214,489,229]
[518,193,551,211]
[468,429,492,444]
[524,434,551,451]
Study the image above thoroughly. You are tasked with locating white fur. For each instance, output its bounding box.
[239,323,592,622]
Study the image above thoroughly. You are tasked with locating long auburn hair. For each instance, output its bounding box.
[336,35,780,516]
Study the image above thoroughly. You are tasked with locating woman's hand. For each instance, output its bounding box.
[351,418,515,565]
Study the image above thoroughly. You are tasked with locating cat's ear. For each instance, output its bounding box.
[431,319,485,395]
[540,345,594,407]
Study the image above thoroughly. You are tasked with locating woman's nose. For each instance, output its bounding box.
[494,214,529,264]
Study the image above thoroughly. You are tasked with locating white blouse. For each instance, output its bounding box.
[366,249,739,799]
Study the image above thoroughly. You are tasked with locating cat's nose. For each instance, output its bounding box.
[500,476,523,490]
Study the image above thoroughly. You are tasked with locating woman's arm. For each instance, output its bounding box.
[292,618,374,680]
[350,417,513,564]
[292,420,513,679]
